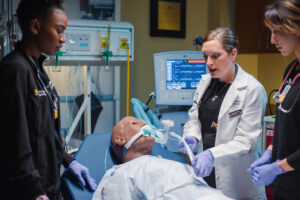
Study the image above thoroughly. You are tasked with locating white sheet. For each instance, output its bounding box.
[92,155,233,200]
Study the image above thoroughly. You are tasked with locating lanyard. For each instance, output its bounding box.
[28,56,59,119]
[278,61,300,91]
[274,61,300,104]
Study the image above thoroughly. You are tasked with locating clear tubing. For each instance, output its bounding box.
[169,131,194,163]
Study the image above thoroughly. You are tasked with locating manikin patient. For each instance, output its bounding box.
[92,116,232,200]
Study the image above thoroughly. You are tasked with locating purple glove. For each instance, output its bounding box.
[68,160,97,191]
[35,195,49,200]
[251,160,285,185]
[248,149,272,172]
[192,150,214,177]
[178,136,198,154]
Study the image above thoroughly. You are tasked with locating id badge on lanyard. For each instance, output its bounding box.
[33,58,59,120]
[49,80,59,119]
[273,61,299,104]
[54,99,58,119]
[274,80,292,103]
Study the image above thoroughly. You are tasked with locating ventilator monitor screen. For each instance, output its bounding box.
[166,59,206,90]
[154,51,207,105]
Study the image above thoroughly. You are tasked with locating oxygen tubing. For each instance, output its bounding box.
[169,131,194,163]
[150,132,197,199]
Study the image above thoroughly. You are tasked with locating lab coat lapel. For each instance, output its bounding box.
[218,66,247,119]
[197,75,212,103]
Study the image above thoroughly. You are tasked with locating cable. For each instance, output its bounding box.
[146,92,155,106]
[268,89,278,115]
[188,36,203,51]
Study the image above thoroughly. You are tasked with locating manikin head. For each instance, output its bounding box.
[110,116,155,163]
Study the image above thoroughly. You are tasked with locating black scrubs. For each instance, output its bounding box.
[198,78,231,188]
[270,59,300,200]
[0,42,74,200]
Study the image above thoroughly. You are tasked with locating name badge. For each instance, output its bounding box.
[228,109,242,118]
[34,89,46,96]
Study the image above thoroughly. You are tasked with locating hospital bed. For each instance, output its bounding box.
[60,132,186,200]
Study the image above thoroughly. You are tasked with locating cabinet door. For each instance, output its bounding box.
[260,0,278,53]
[236,0,278,53]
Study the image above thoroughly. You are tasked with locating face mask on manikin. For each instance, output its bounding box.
[121,124,165,160]
[140,124,167,144]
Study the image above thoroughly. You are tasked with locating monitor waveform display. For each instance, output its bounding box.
[166,59,206,90]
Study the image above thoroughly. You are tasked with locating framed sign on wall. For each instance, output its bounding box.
[150,0,186,38]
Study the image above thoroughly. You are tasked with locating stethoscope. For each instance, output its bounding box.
[273,60,300,113]
[27,55,59,119]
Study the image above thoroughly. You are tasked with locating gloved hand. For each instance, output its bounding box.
[178,136,198,154]
[35,195,49,200]
[251,160,285,185]
[68,160,97,191]
[248,149,272,172]
[192,150,214,177]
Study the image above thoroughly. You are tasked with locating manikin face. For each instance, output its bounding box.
[35,8,68,56]
[113,116,154,150]
[118,116,147,140]
[202,39,237,82]
[270,27,300,56]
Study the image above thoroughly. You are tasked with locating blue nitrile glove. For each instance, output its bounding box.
[68,160,97,191]
[192,150,214,177]
[178,136,199,154]
[35,195,49,200]
[248,149,272,172]
[251,160,285,185]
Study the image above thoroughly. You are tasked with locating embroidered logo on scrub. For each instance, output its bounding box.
[211,121,218,129]
[34,88,46,96]
[228,109,242,118]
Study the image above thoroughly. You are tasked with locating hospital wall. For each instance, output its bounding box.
[10,0,296,118]
[120,0,296,117]
[120,0,209,117]
[237,54,295,115]
[197,0,295,115]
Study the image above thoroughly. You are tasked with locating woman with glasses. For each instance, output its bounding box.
[0,0,96,199]
[248,0,300,199]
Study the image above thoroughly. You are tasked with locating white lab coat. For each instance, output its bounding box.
[92,155,233,200]
[183,65,267,200]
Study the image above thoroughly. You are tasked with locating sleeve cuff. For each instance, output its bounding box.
[287,154,300,169]
[62,151,75,168]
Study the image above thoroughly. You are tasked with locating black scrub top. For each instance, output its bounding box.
[198,78,231,188]
[0,42,74,200]
[270,59,300,199]
[198,78,231,150]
